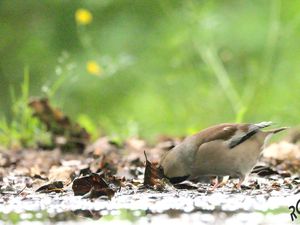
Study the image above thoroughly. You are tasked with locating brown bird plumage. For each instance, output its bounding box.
[159,122,287,187]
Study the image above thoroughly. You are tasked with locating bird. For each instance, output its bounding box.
[159,122,287,189]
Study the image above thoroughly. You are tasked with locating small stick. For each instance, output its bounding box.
[16,186,27,196]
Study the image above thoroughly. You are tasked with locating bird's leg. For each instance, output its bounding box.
[235,176,245,189]
[210,176,220,191]
[218,176,229,187]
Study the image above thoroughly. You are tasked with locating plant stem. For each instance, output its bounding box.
[199,46,244,117]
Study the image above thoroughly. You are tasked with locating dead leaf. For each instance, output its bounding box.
[271,181,281,190]
[72,173,115,198]
[173,182,198,190]
[89,155,119,175]
[13,149,60,177]
[143,151,164,189]
[251,165,279,177]
[125,138,146,152]
[48,166,76,185]
[84,137,120,157]
[263,142,300,160]
[106,175,125,188]
[36,181,64,193]
[0,152,11,167]
[82,186,115,199]
[28,97,90,152]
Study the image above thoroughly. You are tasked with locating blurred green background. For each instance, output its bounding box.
[0,0,299,141]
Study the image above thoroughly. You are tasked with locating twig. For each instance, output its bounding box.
[16,185,27,196]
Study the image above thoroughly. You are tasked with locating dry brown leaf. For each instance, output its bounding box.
[72,173,115,198]
[28,97,90,152]
[82,186,115,199]
[143,151,164,189]
[36,181,64,193]
[48,166,76,185]
[263,142,300,160]
[84,137,120,157]
[251,165,279,177]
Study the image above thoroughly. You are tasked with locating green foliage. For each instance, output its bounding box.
[0,69,49,149]
[0,0,299,142]
[76,114,100,140]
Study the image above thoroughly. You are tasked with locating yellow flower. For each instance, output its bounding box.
[75,9,93,25]
[86,61,102,76]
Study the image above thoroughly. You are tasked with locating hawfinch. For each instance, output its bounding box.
[159,122,287,188]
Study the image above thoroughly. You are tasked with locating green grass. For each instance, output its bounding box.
[0,68,49,149]
[0,0,299,142]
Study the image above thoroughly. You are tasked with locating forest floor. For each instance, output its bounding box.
[0,136,300,225]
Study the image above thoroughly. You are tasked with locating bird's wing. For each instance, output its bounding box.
[193,122,273,149]
[191,123,238,149]
[228,121,273,149]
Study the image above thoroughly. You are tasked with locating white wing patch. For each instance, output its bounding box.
[254,121,272,129]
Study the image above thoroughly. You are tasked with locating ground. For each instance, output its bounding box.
[0,137,299,225]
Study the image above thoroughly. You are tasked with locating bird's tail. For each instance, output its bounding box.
[255,122,288,134]
[265,127,289,134]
